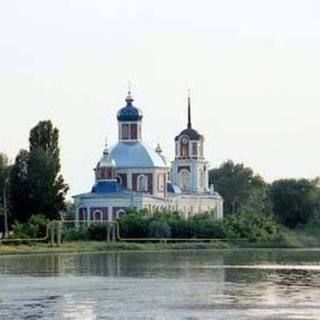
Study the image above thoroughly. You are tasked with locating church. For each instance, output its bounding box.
[73,91,223,223]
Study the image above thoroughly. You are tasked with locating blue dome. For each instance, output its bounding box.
[117,92,143,122]
[109,142,167,168]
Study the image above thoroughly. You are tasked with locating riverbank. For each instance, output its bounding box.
[1,227,320,256]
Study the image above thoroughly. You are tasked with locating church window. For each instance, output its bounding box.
[180,170,190,191]
[130,123,137,139]
[93,210,103,222]
[192,142,198,156]
[122,124,129,140]
[158,174,164,191]
[200,141,204,156]
[106,168,113,179]
[115,175,123,185]
[137,174,148,192]
[180,137,189,157]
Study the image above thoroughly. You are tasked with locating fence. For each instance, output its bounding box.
[0,219,244,246]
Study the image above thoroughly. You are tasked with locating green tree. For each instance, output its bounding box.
[0,153,11,231]
[9,120,68,222]
[269,179,320,228]
[9,150,31,222]
[209,160,269,215]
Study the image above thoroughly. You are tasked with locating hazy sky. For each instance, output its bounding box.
[0,0,319,195]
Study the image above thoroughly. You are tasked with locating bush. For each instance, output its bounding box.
[118,212,148,238]
[87,224,108,241]
[63,227,89,241]
[147,220,171,238]
[12,214,49,239]
[223,211,280,241]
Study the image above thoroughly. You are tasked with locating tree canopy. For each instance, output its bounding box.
[269,179,320,228]
[209,160,270,216]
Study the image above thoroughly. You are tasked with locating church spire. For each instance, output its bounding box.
[187,89,192,129]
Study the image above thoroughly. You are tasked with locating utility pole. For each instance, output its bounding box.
[3,187,8,238]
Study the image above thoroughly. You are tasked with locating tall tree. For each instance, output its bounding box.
[9,120,69,222]
[0,153,11,230]
[209,160,270,216]
[28,121,69,220]
[269,179,320,228]
[9,150,30,222]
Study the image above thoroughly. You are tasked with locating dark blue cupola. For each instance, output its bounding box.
[117,91,143,142]
[117,91,143,122]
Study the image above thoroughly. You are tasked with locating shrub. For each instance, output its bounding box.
[147,220,171,238]
[118,212,148,238]
[87,224,108,241]
[223,211,280,241]
[12,214,49,239]
[63,227,89,241]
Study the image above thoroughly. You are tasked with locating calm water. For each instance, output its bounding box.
[1,249,320,319]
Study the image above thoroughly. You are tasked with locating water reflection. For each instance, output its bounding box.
[0,249,320,319]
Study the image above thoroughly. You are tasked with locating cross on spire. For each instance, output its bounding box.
[187,89,192,129]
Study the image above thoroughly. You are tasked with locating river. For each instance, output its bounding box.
[0,249,320,319]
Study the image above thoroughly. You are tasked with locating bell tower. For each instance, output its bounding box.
[171,94,209,193]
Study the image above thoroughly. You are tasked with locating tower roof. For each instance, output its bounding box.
[117,91,143,122]
[175,93,203,141]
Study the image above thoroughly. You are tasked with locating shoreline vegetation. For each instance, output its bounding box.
[1,122,320,258]
[1,225,320,256]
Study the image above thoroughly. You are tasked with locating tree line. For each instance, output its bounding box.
[209,161,320,228]
[0,120,319,236]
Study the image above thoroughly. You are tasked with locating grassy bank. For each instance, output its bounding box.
[1,225,320,256]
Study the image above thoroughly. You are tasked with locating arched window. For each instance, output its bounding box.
[137,174,148,192]
[121,123,129,140]
[130,123,137,139]
[115,175,122,185]
[93,210,103,222]
[180,136,189,157]
[116,209,126,219]
[180,170,190,191]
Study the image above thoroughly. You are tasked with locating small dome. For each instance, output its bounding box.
[117,91,143,122]
[175,128,202,141]
[98,141,116,167]
[99,157,116,168]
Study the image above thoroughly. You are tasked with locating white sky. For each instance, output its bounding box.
[0,0,319,195]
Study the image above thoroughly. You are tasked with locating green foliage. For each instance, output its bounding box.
[147,220,171,238]
[11,214,49,239]
[9,120,69,223]
[63,227,89,241]
[223,211,280,241]
[87,224,108,241]
[9,150,30,222]
[269,179,320,228]
[190,215,226,239]
[209,160,270,216]
[117,210,278,242]
[0,153,10,231]
[119,211,148,238]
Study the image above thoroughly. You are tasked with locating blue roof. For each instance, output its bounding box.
[117,104,143,122]
[92,181,124,193]
[167,182,182,194]
[109,142,168,168]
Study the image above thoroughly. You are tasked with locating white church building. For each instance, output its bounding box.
[73,91,223,222]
